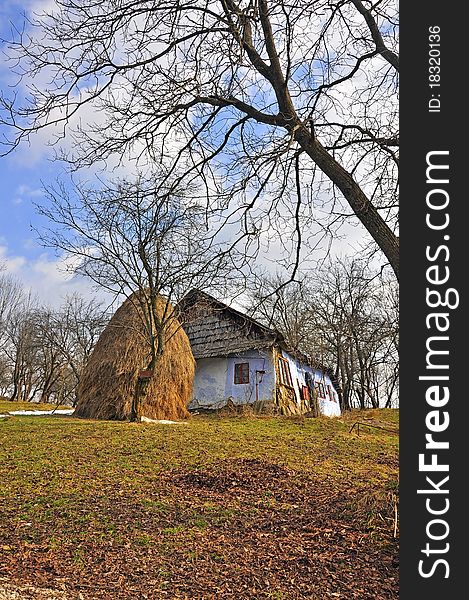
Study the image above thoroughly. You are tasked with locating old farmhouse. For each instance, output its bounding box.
[178,290,341,417]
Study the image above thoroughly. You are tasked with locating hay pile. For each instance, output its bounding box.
[74,293,195,421]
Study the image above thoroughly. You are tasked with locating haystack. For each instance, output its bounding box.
[74,293,195,421]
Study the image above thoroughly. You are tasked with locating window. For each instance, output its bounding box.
[327,384,335,401]
[315,382,326,398]
[234,362,250,384]
[301,385,310,402]
[278,357,293,387]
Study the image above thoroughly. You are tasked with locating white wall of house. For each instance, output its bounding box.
[281,350,341,417]
[189,349,276,410]
[189,347,340,417]
[225,349,276,405]
[189,357,228,409]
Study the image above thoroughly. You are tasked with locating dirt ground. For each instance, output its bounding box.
[0,413,399,599]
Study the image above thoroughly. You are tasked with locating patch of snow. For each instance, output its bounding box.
[140,416,187,425]
[6,409,75,416]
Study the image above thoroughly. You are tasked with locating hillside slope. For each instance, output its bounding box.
[0,410,399,599]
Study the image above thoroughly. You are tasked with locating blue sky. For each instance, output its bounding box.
[0,0,372,306]
[0,1,98,304]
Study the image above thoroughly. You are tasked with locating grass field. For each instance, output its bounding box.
[0,400,68,413]
[0,409,399,599]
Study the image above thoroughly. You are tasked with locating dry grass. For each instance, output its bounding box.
[74,293,195,422]
[0,409,399,599]
[0,401,66,413]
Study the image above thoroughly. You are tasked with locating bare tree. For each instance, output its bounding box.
[46,294,108,405]
[0,274,47,403]
[0,355,10,398]
[1,0,399,277]
[0,288,107,405]
[379,280,399,408]
[3,294,40,402]
[313,260,398,409]
[29,308,67,404]
[0,272,17,397]
[248,274,319,354]
[0,271,23,346]
[36,175,234,419]
[249,259,398,410]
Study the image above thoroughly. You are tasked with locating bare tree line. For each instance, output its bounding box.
[0,271,107,405]
[249,258,399,410]
[1,254,398,410]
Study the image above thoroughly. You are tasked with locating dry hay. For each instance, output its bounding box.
[74,293,195,421]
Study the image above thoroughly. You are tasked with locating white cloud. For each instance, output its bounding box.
[16,184,43,197]
[0,245,26,272]
[0,244,107,307]
[22,238,37,250]
[32,253,75,281]
[9,184,43,206]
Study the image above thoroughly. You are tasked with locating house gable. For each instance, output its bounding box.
[178,290,279,359]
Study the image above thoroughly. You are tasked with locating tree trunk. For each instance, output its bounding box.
[130,340,163,422]
[294,127,399,279]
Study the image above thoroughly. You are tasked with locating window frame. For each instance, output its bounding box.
[315,381,326,398]
[234,362,250,385]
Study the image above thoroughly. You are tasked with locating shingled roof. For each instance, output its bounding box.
[178,290,341,393]
[177,289,282,359]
